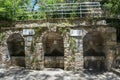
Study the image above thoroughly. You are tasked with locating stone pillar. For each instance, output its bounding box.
[24,36,34,69]
[64,33,72,70]
[71,29,84,71]
[105,49,115,71]
[0,44,10,68]
[35,43,44,70]
[104,27,116,71]
[75,52,83,71]
[23,29,35,69]
[74,39,83,71]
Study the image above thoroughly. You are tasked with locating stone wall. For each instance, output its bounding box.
[0,19,117,71]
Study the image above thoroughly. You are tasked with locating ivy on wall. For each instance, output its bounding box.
[69,37,77,54]
[0,33,5,43]
[58,27,77,63]
[34,28,42,39]
[30,41,35,53]
[29,28,45,69]
[58,27,70,36]
[58,27,77,54]
[30,27,43,53]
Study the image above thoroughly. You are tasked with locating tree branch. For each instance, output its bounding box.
[32,0,38,11]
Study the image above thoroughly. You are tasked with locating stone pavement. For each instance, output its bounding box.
[0,67,120,80]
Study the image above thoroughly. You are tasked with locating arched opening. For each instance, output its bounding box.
[43,32,64,69]
[7,33,25,67]
[83,31,105,70]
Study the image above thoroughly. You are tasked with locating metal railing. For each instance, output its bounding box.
[1,2,110,20]
[14,2,104,20]
[43,2,102,18]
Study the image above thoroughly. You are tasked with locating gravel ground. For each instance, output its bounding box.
[0,67,120,80]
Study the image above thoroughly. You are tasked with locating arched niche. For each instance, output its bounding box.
[7,33,25,56]
[7,33,25,67]
[42,32,64,68]
[83,31,105,70]
[43,32,64,56]
[83,31,105,56]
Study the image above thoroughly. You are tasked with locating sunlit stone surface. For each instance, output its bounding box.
[0,67,120,80]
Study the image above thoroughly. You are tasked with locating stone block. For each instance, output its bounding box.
[96,20,107,25]
[44,56,64,68]
[75,53,83,62]
[25,41,32,47]
[25,46,30,50]
[106,41,116,45]
[111,33,116,41]
[75,52,83,56]
[36,43,43,47]
[75,57,83,62]
[36,54,42,61]
[26,36,33,42]
[64,43,69,48]
[75,61,83,69]
[107,28,116,33]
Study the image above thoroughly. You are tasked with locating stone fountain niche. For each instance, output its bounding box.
[83,31,105,70]
[43,32,64,69]
[7,33,25,67]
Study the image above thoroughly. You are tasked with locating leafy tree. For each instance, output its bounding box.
[0,0,30,20]
[102,0,120,15]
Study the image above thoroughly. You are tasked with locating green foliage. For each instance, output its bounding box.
[103,0,120,15]
[58,27,70,37]
[39,12,46,19]
[40,0,65,4]
[0,0,30,20]
[70,11,77,18]
[30,28,43,53]
[34,28,42,38]
[39,0,66,18]
[69,37,77,54]
[46,0,57,4]
[58,27,68,35]
[2,0,117,20]
[71,55,75,62]
[0,33,5,43]
[30,41,35,53]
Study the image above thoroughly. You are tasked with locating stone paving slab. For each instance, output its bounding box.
[0,67,120,80]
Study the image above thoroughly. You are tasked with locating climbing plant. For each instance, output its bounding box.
[30,41,35,53]
[58,27,77,54]
[34,28,42,38]
[0,33,5,43]
[58,27,69,36]
[69,37,77,54]
[30,27,47,53]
